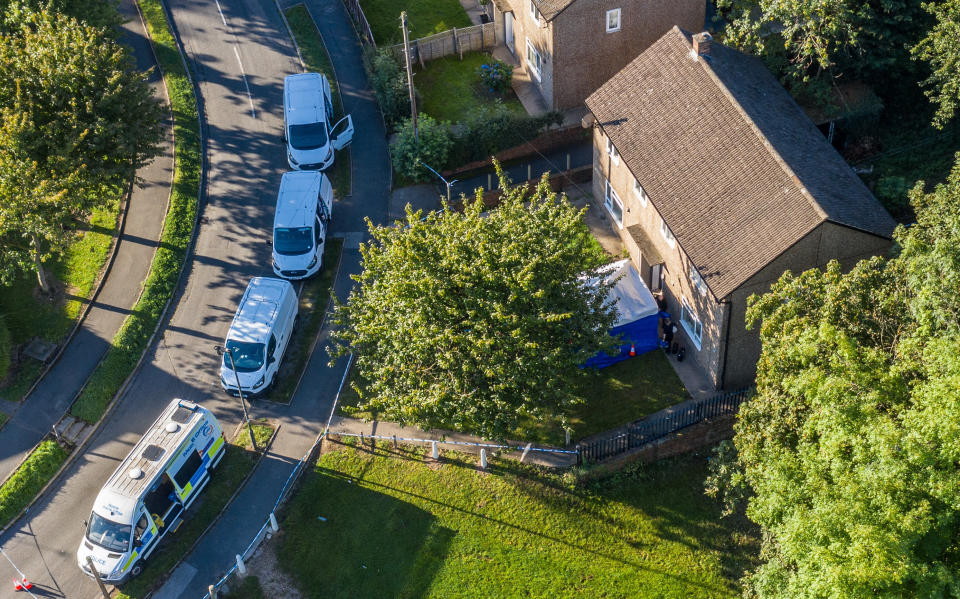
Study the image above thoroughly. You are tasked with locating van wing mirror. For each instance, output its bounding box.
[331,115,354,151]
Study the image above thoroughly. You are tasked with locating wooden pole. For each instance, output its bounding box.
[400,12,418,141]
[86,556,111,599]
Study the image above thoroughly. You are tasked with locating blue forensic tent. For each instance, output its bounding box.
[584,259,661,369]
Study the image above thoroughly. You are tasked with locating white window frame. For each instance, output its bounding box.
[689,262,707,296]
[529,0,541,24]
[633,177,648,207]
[659,216,676,248]
[526,38,542,82]
[680,297,703,350]
[606,8,621,33]
[605,134,620,165]
[604,179,623,227]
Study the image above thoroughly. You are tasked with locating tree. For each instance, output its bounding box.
[0,10,163,292]
[330,168,617,440]
[1,0,121,32]
[720,155,960,597]
[391,114,453,183]
[912,0,960,128]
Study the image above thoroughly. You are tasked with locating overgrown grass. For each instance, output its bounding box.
[285,4,350,197]
[0,197,121,401]
[116,422,274,599]
[416,52,525,123]
[70,0,200,423]
[223,576,265,599]
[266,240,343,403]
[277,442,757,598]
[359,0,471,46]
[0,439,68,528]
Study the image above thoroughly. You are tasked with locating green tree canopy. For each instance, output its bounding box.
[912,0,960,128]
[331,169,617,440]
[1,0,120,31]
[0,10,163,290]
[723,155,960,597]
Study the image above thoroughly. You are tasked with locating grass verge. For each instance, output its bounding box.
[416,52,525,123]
[276,441,757,598]
[0,440,68,529]
[0,196,121,401]
[359,0,471,45]
[224,576,265,599]
[285,4,350,197]
[70,0,201,423]
[116,422,274,599]
[266,239,343,403]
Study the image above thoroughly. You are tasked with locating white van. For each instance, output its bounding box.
[78,399,225,584]
[272,171,333,280]
[283,72,354,171]
[219,277,298,397]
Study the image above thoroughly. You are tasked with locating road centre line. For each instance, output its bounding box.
[213,0,257,119]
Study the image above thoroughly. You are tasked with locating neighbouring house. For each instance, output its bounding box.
[584,27,897,390]
[489,0,704,111]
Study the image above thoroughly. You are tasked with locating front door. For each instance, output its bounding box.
[650,263,663,292]
[505,12,515,54]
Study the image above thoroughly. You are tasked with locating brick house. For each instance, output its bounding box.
[585,27,896,390]
[489,0,703,111]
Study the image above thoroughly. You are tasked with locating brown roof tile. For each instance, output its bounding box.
[585,27,895,299]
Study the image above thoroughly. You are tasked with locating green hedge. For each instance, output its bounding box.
[71,0,201,422]
[0,315,10,382]
[0,440,68,528]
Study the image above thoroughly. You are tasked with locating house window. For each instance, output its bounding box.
[529,0,541,23]
[526,38,542,82]
[633,177,648,207]
[605,135,620,165]
[659,216,676,248]
[606,8,621,32]
[680,297,703,350]
[604,179,623,227]
[689,263,707,296]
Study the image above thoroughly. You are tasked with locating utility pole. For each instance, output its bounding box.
[215,345,258,451]
[85,556,111,599]
[400,11,418,141]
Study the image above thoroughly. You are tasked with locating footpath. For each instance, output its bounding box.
[0,0,174,483]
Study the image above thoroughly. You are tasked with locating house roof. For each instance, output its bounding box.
[530,0,576,21]
[585,27,896,299]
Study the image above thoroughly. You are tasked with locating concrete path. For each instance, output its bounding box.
[0,0,173,483]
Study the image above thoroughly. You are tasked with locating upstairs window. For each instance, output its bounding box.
[604,179,623,227]
[606,8,621,32]
[633,177,648,207]
[605,134,620,165]
[689,263,708,296]
[529,0,541,23]
[659,216,676,248]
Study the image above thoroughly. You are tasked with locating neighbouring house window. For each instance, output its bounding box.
[680,297,703,350]
[606,8,621,32]
[604,179,623,227]
[529,0,541,23]
[526,38,542,82]
[605,134,620,165]
[659,216,676,248]
[689,262,707,296]
[633,177,648,207]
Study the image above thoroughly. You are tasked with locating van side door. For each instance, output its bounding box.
[330,115,354,151]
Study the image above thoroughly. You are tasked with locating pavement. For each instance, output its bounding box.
[0,0,174,483]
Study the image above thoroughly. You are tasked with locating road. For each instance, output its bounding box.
[0,0,389,596]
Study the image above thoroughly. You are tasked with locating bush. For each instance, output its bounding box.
[0,439,68,528]
[874,175,911,213]
[478,60,513,94]
[447,103,562,166]
[0,315,9,382]
[391,114,454,182]
[364,47,410,131]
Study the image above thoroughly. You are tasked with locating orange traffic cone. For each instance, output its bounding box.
[629,344,636,357]
[21,578,31,590]
[13,577,23,591]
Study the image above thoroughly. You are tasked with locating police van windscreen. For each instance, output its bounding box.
[87,512,132,552]
[274,227,313,255]
[224,340,265,372]
[288,123,328,150]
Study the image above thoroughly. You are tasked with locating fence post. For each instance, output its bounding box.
[431,440,439,459]
[236,554,246,576]
[269,512,279,533]
[393,434,398,449]
[209,585,218,599]
[453,27,461,60]
[479,448,487,469]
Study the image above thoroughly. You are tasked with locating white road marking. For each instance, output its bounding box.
[233,46,257,119]
[213,0,227,25]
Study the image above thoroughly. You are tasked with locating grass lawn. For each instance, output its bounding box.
[359,0,471,46]
[266,239,343,403]
[116,421,274,599]
[224,576,265,599]
[340,350,688,446]
[276,441,757,598]
[416,52,525,123]
[285,5,350,196]
[0,197,121,401]
[0,439,68,529]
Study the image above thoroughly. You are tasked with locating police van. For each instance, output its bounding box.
[77,399,225,584]
[272,171,333,280]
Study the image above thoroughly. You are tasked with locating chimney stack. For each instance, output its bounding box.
[693,31,713,58]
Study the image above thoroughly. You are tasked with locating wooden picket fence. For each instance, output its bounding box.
[342,0,376,48]
[388,22,497,67]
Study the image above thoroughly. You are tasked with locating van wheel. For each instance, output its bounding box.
[131,564,143,577]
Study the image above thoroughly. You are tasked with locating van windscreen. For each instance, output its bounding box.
[288,123,328,150]
[224,340,265,373]
[274,227,313,256]
[87,512,132,552]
